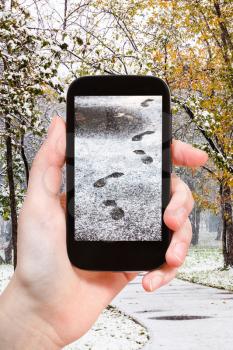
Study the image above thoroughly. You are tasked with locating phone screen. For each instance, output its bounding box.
[74,96,162,241]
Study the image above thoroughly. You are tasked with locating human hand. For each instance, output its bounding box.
[0,117,208,349]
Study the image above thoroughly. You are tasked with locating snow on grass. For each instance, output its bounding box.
[65,306,149,350]
[177,247,233,291]
[0,264,149,350]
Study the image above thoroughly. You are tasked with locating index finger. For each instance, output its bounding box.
[172,139,208,167]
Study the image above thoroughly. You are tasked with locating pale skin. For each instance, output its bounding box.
[0,116,208,349]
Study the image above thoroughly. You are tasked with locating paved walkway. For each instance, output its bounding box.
[113,277,233,350]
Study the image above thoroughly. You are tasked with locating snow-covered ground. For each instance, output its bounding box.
[0,264,149,350]
[178,247,233,291]
[65,306,149,350]
[74,96,162,241]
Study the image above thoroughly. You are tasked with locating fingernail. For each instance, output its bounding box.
[173,242,187,263]
[47,117,57,138]
[149,274,163,292]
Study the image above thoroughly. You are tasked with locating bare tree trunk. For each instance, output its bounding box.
[191,206,201,245]
[5,119,17,269]
[216,216,222,240]
[63,0,68,30]
[220,182,233,267]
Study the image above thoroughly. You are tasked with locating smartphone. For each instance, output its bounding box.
[66,75,172,271]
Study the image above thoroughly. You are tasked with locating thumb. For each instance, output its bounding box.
[25,116,66,209]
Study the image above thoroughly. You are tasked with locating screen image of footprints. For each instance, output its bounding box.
[94,98,155,222]
[93,172,125,221]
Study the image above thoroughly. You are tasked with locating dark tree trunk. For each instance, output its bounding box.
[21,133,29,185]
[191,205,201,245]
[63,0,68,30]
[190,210,196,244]
[216,216,222,240]
[5,119,18,269]
[220,183,233,267]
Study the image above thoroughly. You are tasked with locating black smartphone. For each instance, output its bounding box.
[66,75,172,271]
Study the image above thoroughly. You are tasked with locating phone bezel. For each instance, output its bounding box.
[66,75,172,271]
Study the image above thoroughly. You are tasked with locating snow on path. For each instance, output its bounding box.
[113,276,233,350]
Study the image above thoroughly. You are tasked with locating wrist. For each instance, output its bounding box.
[0,275,62,350]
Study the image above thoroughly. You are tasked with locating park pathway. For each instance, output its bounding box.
[113,276,233,350]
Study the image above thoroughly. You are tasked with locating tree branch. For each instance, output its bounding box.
[172,96,233,174]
